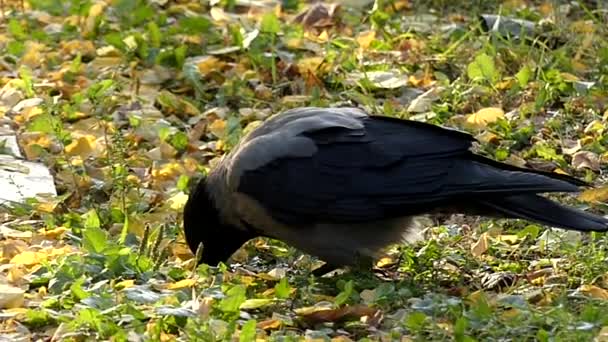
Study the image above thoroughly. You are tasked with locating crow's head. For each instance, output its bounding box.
[183,175,254,266]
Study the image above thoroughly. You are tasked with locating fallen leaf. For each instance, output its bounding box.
[293,3,340,30]
[240,298,274,309]
[167,192,189,211]
[115,279,136,289]
[257,319,282,330]
[579,284,608,300]
[10,251,47,266]
[297,57,325,75]
[166,279,196,290]
[208,119,227,138]
[376,257,396,268]
[562,139,581,155]
[64,135,97,158]
[195,56,225,76]
[572,151,600,171]
[297,304,381,325]
[347,71,408,89]
[579,186,608,203]
[356,30,376,49]
[0,284,24,309]
[466,107,505,128]
[496,235,519,244]
[471,232,489,257]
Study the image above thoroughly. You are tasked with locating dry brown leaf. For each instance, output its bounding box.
[572,151,600,171]
[0,284,25,309]
[579,284,608,300]
[471,232,489,257]
[466,107,505,128]
[562,139,581,155]
[257,319,282,330]
[297,304,380,325]
[293,3,340,30]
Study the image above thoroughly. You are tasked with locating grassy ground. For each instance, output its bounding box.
[1,0,608,340]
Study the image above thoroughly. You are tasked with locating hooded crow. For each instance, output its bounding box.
[183,107,608,270]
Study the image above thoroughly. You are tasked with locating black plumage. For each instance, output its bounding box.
[183,107,608,270]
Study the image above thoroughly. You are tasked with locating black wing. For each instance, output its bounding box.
[237,114,582,225]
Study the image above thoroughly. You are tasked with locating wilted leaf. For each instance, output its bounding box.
[10,251,47,266]
[572,151,600,171]
[579,186,608,203]
[240,298,274,309]
[356,30,376,49]
[297,304,381,325]
[0,284,24,309]
[578,285,608,300]
[167,279,196,290]
[257,319,282,330]
[466,107,505,128]
[347,71,408,89]
[64,135,97,157]
[209,119,227,138]
[471,232,489,257]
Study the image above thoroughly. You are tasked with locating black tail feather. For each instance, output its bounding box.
[481,194,608,232]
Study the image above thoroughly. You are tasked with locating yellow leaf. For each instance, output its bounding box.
[167,278,196,290]
[10,251,47,266]
[471,232,489,257]
[501,308,520,319]
[496,79,514,90]
[208,119,227,138]
[356,30,376,49]
[64,135,97,157]
[21,106,44,122]
[115,279,135,289]
[579,284,608,300]
[0,284,25,309]
[167,192,189,211]
[466,107,505,128]
[496,235,519,244]
[38,227,68,239]
[152,162,185,181]
[376,257,396,268]
[579,186,608,203]
[21,42,45,68]
[297,57,325,75]
[196,56,224,76]
[561,72,580,82]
